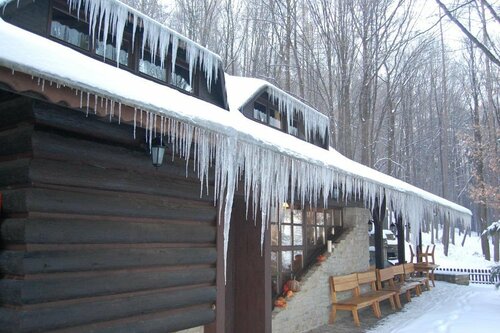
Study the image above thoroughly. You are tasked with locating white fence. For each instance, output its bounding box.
[435,267,498,284]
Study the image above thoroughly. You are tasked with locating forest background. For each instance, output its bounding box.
[122,0,499,261]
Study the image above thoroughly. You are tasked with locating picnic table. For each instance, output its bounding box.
[414,263,439,287]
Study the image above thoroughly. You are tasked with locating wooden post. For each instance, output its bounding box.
[397,214,405,264]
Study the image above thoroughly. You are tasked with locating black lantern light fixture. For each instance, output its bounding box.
[150,137,166,168]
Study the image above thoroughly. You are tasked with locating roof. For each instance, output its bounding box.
[1,0,222,90]
[225,75,330,142]
[0,6,471,254]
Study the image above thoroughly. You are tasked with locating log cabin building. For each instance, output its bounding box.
[0,1,472,332]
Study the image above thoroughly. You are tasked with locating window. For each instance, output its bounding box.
[271,205,341,300]
[288,112,306,139]
[252,101,283,129]
[95,37,130,67]
[139,50,166,81]
[171,64,192,93]
[50,9,89,50]
[247,96,327,149]
[269,108,283,130]
[253,102,267,123]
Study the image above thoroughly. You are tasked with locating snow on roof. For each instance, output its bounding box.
[0,16,471,269]
[225,75,329,142]
[225,74,471,218]
[1,0,221,90]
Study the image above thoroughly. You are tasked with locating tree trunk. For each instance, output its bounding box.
[443,214,450,256]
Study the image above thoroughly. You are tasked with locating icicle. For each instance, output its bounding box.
[94,94,98,114]
[118,103,122,124]
[79,90,83,109]
[110,100,115,121]
[85,92,90,116]
[133,108,137,139]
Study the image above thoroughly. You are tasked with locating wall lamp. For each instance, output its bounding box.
[151,137,167,168]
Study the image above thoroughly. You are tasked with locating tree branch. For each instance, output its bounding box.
[434,0,500,67]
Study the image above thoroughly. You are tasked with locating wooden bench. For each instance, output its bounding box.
[376,266,420,308]
[403,263,430,291]
[329,273,382,326]
[357,271,398,310]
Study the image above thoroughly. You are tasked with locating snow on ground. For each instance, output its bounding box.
[405,228,499,269]
[367,282,500,333]
[375,228,500,333]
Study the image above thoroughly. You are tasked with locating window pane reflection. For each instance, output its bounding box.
[50,20,89,50]
[293,209,303,225]
[293,226,303,245]
[282,251,292,272]
[172,65,192,92]
[269,109,282,129]
[316,212,324,225]
[282,225,292,246]
[317,227,325,245]
[253,103,267,123]
[139,58,166,81]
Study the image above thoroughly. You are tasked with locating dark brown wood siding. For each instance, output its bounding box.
[0,96,217,332]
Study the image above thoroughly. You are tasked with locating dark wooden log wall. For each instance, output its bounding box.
[0,94,217,332]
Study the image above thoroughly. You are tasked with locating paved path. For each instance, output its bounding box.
[305,300,400,333]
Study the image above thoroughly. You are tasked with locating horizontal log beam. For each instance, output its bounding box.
[1,218,216,245]
[1,188,217,221]
[1,268,215,305]
[1,247,216,275]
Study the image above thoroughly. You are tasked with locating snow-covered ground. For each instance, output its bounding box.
[367,282,500,333]
[405,228,499,269]
[368,229,500,333]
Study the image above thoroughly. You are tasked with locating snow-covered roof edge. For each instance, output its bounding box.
[1,0,222,90]
[225,75,330,142]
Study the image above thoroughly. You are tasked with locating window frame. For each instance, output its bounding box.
[271,205,342,299]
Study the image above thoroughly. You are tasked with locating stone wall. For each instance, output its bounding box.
[271,207,371,333]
